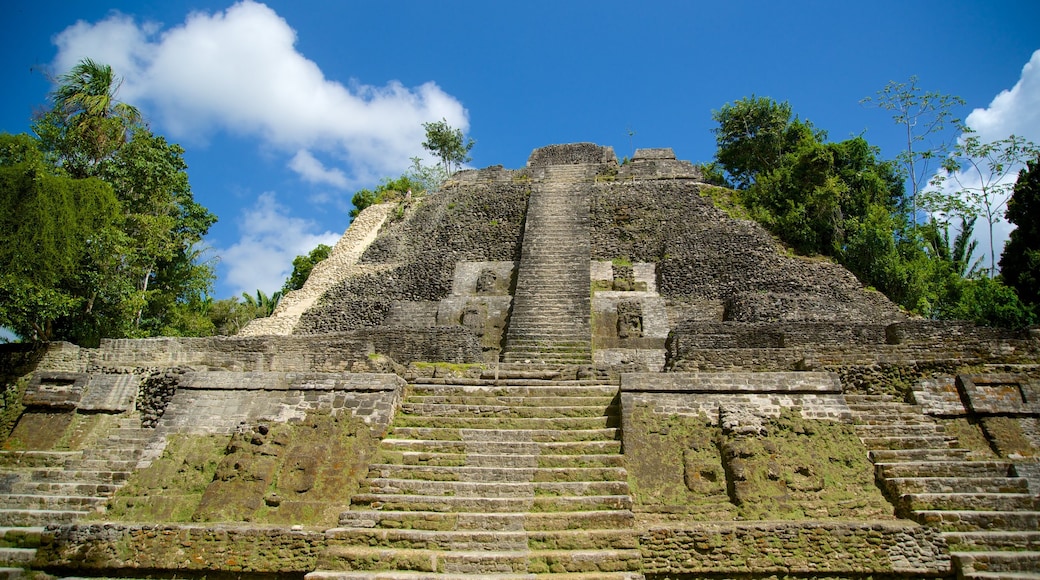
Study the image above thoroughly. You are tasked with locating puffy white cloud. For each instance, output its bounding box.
[288,149,348,188]
[934,49,1040,273]
[965,50,1040,144]
[217,192,341,296]
[52,0,468,186]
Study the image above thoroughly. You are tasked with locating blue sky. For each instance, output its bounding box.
[2,0,1039,300]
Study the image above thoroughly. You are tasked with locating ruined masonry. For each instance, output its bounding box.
[1,143,1039,580]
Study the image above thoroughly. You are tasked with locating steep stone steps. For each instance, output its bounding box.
[385,427,619,443]
[366,465,627,482]
[375,439,621,456]
[875,460,1013,479]
[848,394,1040,580]
[0,412,158,528]
[399,403,614,418]
[309,375,640,579]
[951,550,1040,580]
[393,416,619,430]
[501,169,593,365]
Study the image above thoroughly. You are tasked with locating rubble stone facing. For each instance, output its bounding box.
[639,522,950,576]
[36,523,327,573]
[295,182,529,333]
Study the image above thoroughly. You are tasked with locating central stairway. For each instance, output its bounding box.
[307,368,643,579]
[502,166,593,365]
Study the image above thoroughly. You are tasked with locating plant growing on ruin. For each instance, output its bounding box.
[421,118,474,175]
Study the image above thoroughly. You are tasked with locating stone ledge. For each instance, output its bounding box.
[177,371,405,392]
[621,371,841,393]
[36,523,327,574]
[639,520,950,576]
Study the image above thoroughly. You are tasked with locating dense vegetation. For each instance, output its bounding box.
[710,86,1038,328]
[1,60,216,344]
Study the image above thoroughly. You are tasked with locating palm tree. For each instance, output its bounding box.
[925,216,984,279]
[51,58,142,172]
[241,289,282,318]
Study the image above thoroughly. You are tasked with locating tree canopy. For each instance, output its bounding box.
[422,118,474,175]
[0,59,217,344]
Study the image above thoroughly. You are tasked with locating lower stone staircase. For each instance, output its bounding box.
[0,415,155,544]
[307,368,643,579]
[847,394,1040,580]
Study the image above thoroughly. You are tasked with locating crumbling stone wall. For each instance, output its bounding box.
[640,522,949,578]
[296,183,529,334]
[589,180,905,323]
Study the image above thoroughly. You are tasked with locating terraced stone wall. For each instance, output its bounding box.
[295,182,529,334]
[588,180,904,323]
[639,522,949,578]
[10,328,481,374]
[37,524,328,575]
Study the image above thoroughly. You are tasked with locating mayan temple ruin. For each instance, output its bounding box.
[1,143,1039,579]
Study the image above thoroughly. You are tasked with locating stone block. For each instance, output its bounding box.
[78,374,139,412]
[23,372,88,409]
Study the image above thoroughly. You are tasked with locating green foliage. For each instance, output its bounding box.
[712,96,822,189]
[0,142,123,341]
[861,76,965,220]
[241,289,282,318]
[349,174,424,218]
[923,216,984,279]
[206,297,257,336]
[936,276,1035,328]
[0,59,217,344]
[421,118,474,174]
[1000,154,1040,307]
[282,244,333,294]
[927,132,1040,276]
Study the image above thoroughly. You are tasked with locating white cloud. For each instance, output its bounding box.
[965,50,1040,144]
[933,49,1040,273]
[52,0,468,187]
[218,192,341,296]
[288,149,348,188]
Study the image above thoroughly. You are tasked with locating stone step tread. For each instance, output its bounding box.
[366,465,627,481]
[407,382,614,392]
[898,493,1040,512]
[350,493,633,511]
[360,479,630,496]
[307,571,644,579]
[326,528,636,546]
[870,448,971,462]
[861,437,959,450]
[0,494,107,509]
[885,476,1031,491]
[338,509,635,532]
[0,509,90,526]
[953,550,1040,570]
[399,403,617,418]
[913,510,1040,531]
[392,417,619,430]
[407,396,617,407]
[855,424,946,433]
[378,440,621,453]
[28,469,129,483]
[875,461,1013,478]
[0,548,35,565]
[944,531,1040,550]
[959,573,1040,580]
[372,454,623,469]
[10,481,119,495]
[387,427,620,442]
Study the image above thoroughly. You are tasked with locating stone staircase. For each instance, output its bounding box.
[307,368,643,579]
[0,416,154,528]
[502,166,592,365]
[847,394,1040,580]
